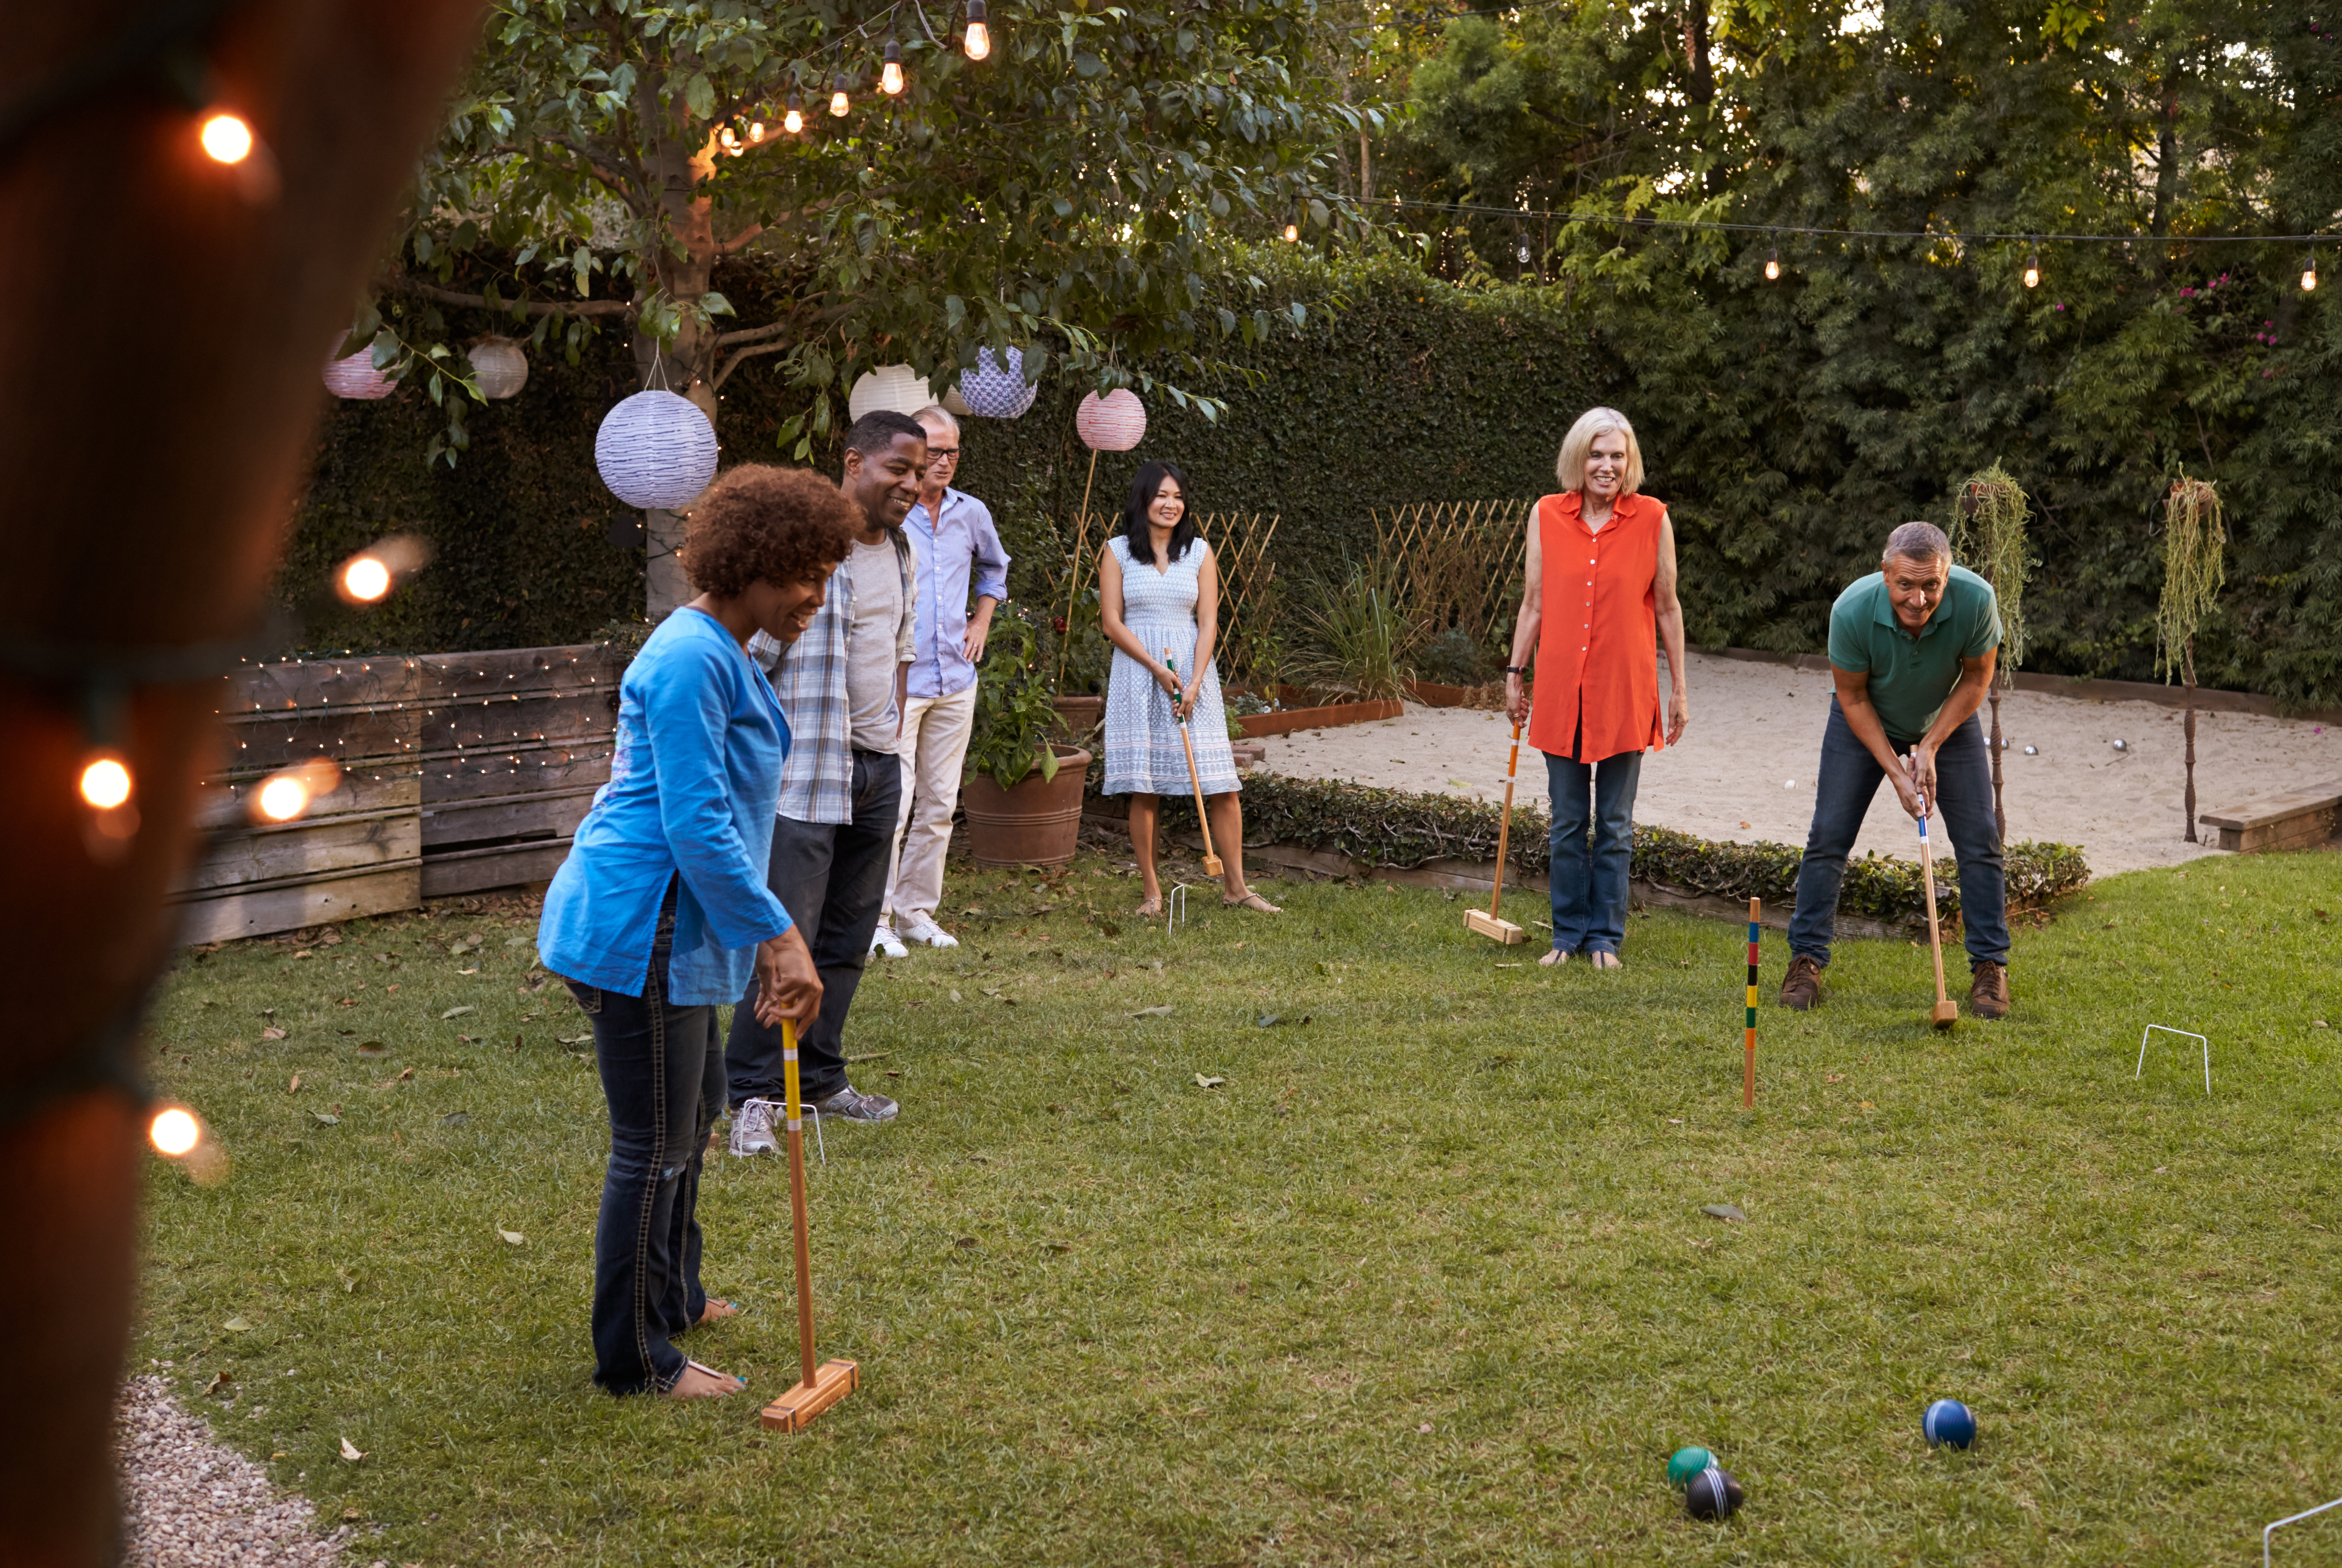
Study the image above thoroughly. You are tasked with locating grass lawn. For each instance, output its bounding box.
[134,847,2342,1565]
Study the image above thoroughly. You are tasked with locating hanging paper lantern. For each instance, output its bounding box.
[467,337,529,400]
[322,340,397,401]
[1075,388,1145,451]
[846,364,933,421]
[941,386,973,418]
[595,390,719,510]
[958,347,1038,419]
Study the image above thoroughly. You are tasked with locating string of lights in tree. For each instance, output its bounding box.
[1364,194,2327,291]
[702,0,994,152]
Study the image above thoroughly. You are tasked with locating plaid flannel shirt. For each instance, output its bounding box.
[749,528,916,825]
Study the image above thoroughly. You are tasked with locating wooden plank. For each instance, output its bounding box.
[184,814,422,893]
[419,741,613,803]
[218,707,423,774]
[192,764,421,831]
[421,839,573,897]
[172,864,422,945]
[421,788,598,848]
[1237,699,1404,739]
[416,690,616,752]
[215,654,424,716]
[417,644,621,700]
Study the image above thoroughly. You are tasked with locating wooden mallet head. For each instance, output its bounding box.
[1931,999,1959,1030]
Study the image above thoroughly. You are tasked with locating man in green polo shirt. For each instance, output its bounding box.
[1779,521,2011,1018]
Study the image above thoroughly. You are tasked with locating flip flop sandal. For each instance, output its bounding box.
[694,1298,740,1327]
[666,1359,745,1400]
[1223,892,1282,913]
[1538,949,1569,966]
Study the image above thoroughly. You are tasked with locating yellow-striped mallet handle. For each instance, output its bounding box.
[783,1018,817,1390]
[1743,897,1760,1108]
[1489,718,1522,920]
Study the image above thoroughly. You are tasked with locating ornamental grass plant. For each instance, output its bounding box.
[134,851,2342,1565]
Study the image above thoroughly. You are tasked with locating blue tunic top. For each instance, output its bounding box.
[538,608,795,1004]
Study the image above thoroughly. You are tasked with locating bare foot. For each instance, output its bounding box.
[666,1359,745,1400]
[1538,948,1569,967]
[1135,895,1163,917]
[694,1298,739,1328]
[1591,951,1623,971]
[1223,890,1281,913]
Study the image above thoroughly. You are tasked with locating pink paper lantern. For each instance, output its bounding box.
[322,342,397,401]
[1075,388,1146,452]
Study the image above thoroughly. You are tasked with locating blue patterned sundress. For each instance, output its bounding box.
[1102,532,1241,797]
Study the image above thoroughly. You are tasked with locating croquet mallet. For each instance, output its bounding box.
[759,1017,859,1431]
[1914,775,1959,1030]
[1465,718,1526,944]
[1164,649,1224,878]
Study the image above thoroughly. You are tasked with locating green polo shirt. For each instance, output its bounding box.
[1827,564,2001,744]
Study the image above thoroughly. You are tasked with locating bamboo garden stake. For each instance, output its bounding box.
[1164,651,1223,877]
[1466,718,1526,944]
[759,1018,859,1432]
[2158,474,2226,844]
[1742,898,1760,1107]
[1955,462,2031,842]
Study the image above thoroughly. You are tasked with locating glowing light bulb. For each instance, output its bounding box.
[2023,252,2041,288]
[831,76,851,116]
[79,756,132,810]
[719,125,737,148]
[2305,265,2319,292]
[150,1107,202,1157]
[883,40,906,94]
[257,774,310,821]
[1283,222,1300,242]
[342,556,392,602]
[965,1,992,60]
[200,112,254,165]
[1765,250,1781,280]
[749,121,765,142]
[785,95,804,134]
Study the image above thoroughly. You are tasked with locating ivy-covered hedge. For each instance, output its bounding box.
[1139,771,2089,925]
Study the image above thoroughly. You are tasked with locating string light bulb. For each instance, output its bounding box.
[2023,246,2041,289]
[150,1106,201,1157]
[199,111,254,165]
[2304,252,2319,292]
[79,755,132,810]
[342,556,392,602]
[964,0,991,61]
[831,74,851,116]
[882,39,906,95]
[748,121,765,143]
[719,125,737,149]
[784,93,804,134]
[333,534,429,605]
[1765,244,1781,281]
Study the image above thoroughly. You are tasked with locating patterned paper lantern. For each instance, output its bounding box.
[847,364,932,421]
[322,340,397,401]
[595,390,719,510]
[467,337,529,400]
[1075,388,1145,451]
[958,347,1038,419]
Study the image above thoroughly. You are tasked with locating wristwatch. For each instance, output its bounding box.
[1504,665,1528,675]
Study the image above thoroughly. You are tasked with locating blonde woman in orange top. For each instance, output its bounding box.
[1502,408,1689,968]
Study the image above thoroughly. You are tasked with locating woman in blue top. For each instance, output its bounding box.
[539,466,859,1399]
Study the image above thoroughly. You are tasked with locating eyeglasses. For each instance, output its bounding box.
[925,447,961,464]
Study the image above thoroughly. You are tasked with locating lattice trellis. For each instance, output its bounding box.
[1050,510,1281,683]
[1371,499,1535,648]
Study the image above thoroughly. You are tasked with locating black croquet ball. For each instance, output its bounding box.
[1685,1465,1743,1521]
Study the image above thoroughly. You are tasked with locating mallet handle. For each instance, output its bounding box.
[1744,897,1760,1108]
[1489,719,1521,917]
[1165,649,1218,866]
[1918,793,1950,1010]
[783,1018,817,1389]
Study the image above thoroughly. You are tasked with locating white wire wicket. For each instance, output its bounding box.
[2265,1494,2342,1565]
[2136,1024,2211,1095]
[1166,883,1190,934]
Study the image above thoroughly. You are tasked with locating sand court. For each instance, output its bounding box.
[1253,652,2342,877]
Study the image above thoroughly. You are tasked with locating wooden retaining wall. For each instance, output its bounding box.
[172,645,622,943]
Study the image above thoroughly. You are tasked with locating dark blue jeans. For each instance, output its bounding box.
[1789,698,2010,970]
[566,885,724,1395]
[1544,746,1645,956]
[727,747,901,1108]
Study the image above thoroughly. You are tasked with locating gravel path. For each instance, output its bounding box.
[117,1376,374,1567]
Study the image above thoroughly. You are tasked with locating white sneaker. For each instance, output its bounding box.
[728,1097,781,1157]
[869,921,908,958]
[899,916,960,949]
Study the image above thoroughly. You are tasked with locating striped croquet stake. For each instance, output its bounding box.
[1743,897,1761,1107]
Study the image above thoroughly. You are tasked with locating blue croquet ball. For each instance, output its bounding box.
[1666,1447,1714,1490]
[1923,1398,1977,1449]
[1685,1465,1743,1521]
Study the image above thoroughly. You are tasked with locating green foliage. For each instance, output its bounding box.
[1954,463,2033,672]
[2157,475,2227,683]
[1283,561,1416,700]
[966,611,1062,790]
[1145,771,2088,923]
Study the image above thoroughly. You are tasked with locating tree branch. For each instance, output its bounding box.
[716,223,766,256]
[715,320,792,347]
[397,279,634,317]
[714,336,792,389]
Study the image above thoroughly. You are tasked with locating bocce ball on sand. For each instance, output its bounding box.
[1923,1398,1977,1449]
[1685,1465,1743,1521]
[1666,1447,1714,1490]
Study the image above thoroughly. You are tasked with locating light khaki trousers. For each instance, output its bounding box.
[882,681,979,929]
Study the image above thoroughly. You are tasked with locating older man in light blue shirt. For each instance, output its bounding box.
[874,403,1011,953]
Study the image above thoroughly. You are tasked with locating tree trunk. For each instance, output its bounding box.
[2149,66,2181,277]
[635,87,727,621]
[1988,686,2005,844]
[2183,640,2199,843]
[0,6,484,1562]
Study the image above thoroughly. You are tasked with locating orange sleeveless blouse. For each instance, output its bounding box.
[1527,491,1666,762]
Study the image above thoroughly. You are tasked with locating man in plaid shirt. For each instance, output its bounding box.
[726,411,926,1145]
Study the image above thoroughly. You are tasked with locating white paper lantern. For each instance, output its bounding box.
[958,347,1038,419]
[1075,388,1146,451]
[595,390,719,510]
[847,364,933,421]
[468,337,529,400]
[322,342,397,401]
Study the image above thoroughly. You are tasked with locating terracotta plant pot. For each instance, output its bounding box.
[961,746,1092,869]
[1051,695,1104,743]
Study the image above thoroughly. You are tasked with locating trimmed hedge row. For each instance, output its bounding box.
[1139,771,2089,925]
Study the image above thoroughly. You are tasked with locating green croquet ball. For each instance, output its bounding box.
[1666,1447,1714,1490]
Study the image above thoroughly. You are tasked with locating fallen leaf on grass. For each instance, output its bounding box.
[1043,1241,1072,1253]
[286,1073,301,1093]
[339,1437,364,1462]
[456,967,480,976]
[948,989,962,1003]
[441,1006,474,1020]
[1193,1074,1226,1089]
[440,1111,470,1128]
[1825,1073,1844,1084]
[557,1035,591,1045]
[311,1112,340,1126]
[1098,921,1121,938]
[1494,963,1522,969]
[206,1370,234,1396]
[223,1315,255,1333]
[398,1067,414,1081]
[1859,1100,1876,1110]
[261,1026,288,1041]
[954,1236,979,1249]
[356,1041,389,1057]
[1256,1013,1281,1027]
[1702,1203,1747,1222]
[1133,1005,1174,1018]
[497,1229,525,1246]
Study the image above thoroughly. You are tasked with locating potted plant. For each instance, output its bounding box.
[962,612,1091,868]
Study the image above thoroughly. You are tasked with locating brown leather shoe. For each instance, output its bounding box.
[1969,961,2010,1019]
[1779,953,1825,1011]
